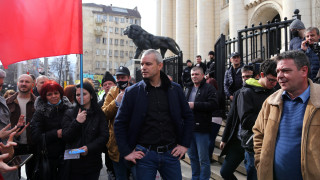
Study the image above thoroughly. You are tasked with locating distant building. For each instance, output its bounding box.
[79,3,141,77]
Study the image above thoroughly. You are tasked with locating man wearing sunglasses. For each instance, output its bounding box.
[237,60,277,180]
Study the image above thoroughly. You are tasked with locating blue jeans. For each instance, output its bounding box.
[208,123,221,159]
[113,158,136,180]
[220,138,244,180]
[135,144,182,180]
[244,151,257,180]
[187,132,211,180]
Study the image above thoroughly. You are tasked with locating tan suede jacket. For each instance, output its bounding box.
[253,79,320,180]
[102,86,120,162]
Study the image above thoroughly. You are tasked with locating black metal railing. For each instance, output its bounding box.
[163,51,183,85]
[215,9,302,112]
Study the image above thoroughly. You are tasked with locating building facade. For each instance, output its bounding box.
[80,3,141,76]
[156,0,320,62]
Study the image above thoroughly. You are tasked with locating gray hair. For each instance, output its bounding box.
[275,50,310,72]
[305,27,320,35]
[191,66,204,75]
[0,69,6,78]
[141,49,163,64]
[36,75,49,83]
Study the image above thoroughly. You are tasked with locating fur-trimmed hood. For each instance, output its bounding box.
[34,96,73,117]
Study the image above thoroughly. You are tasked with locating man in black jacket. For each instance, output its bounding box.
[181,59,193,88]
[185,66,218,180]
[195,55,207,73]
[219,65,255,179]
[237,60,277,180]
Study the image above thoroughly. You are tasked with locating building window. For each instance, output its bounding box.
[103,15,107,22]
[125,51,128,56]
[135,19,140,25]
[109,15,113,22]
[102,61,106,68]
[114,50,119,57]
[115,17,119,23]
[129,51,133,58]
[103,38,107,44]
[96,49,100,56]
[109,61,112,69]
[96,15,102,22]
[103,49,106,56]
[120,28,124,35]
[96,37,100,44]
[109,38,113,45]
[103,26,107,32]
[120,18,125,23]
[96,61,100,68]
[120,39,124,46]
[115,39,119,45]
[109,27,113,33]
[120,51,124,58]
[126,40,128,45]
[115,27,119,34]
[109,50,112,57]
[129,40,134,47]
[129,18,133,24]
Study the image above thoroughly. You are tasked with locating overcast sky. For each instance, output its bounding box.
[82,0,157,34]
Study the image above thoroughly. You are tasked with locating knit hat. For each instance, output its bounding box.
[101,71,115,85]
[290,19,305,30]
[208,51,215,56]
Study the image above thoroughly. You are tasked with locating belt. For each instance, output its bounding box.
[141,143,176,153]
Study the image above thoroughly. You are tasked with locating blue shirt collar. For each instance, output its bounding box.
[282,86,310,103]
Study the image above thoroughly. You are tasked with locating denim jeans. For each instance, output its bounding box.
[220,138,244,180]
[187,132,211,180]
[113,158,136,180]
[208,123,221,159]
[135,144,182,180]
[244,151,257,180]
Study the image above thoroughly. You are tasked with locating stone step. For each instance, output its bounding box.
[211,149,247,175]
[183,152,246,180]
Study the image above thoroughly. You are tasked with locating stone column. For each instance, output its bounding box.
[161,0,173,37]
[155,0,161,36]
[229,0,247,51]
[197,0,215,60]
[176,0,190,62]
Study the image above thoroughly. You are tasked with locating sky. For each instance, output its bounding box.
[82,0,157,34]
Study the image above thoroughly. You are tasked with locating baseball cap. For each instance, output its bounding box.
[229,52,240,58]
[115,66,130,76]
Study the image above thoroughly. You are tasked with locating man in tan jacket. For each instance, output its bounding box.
[102,66,131,180]
[253,50,320,180]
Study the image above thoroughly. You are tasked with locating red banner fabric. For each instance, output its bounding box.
[0,0,83,68]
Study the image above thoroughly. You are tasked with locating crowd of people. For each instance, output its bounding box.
[0,23,319,180]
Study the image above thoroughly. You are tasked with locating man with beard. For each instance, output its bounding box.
[114,49,194,179]
[6,74,36,180]
[102,66,132,179]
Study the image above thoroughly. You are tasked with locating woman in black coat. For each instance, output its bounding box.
[62,82,108,180]
[31,80,72,180]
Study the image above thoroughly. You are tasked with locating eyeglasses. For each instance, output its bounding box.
[267,76,277,83]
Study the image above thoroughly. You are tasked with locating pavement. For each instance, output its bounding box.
[20,154,193,180]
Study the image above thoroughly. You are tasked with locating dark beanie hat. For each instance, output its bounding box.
[208,51,215,56]
[102,71,116,85]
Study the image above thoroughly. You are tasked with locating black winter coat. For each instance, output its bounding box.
[185,79,218,133]
[237,82,274,151]
[220,89,242,156]
[31,96,72,159]
[62,106,108,174]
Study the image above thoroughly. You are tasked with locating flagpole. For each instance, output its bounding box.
[80,54,83,105]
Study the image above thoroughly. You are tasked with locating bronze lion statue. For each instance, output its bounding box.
[123,25,181,59]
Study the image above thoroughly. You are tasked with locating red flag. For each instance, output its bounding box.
[0,0,83,68]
